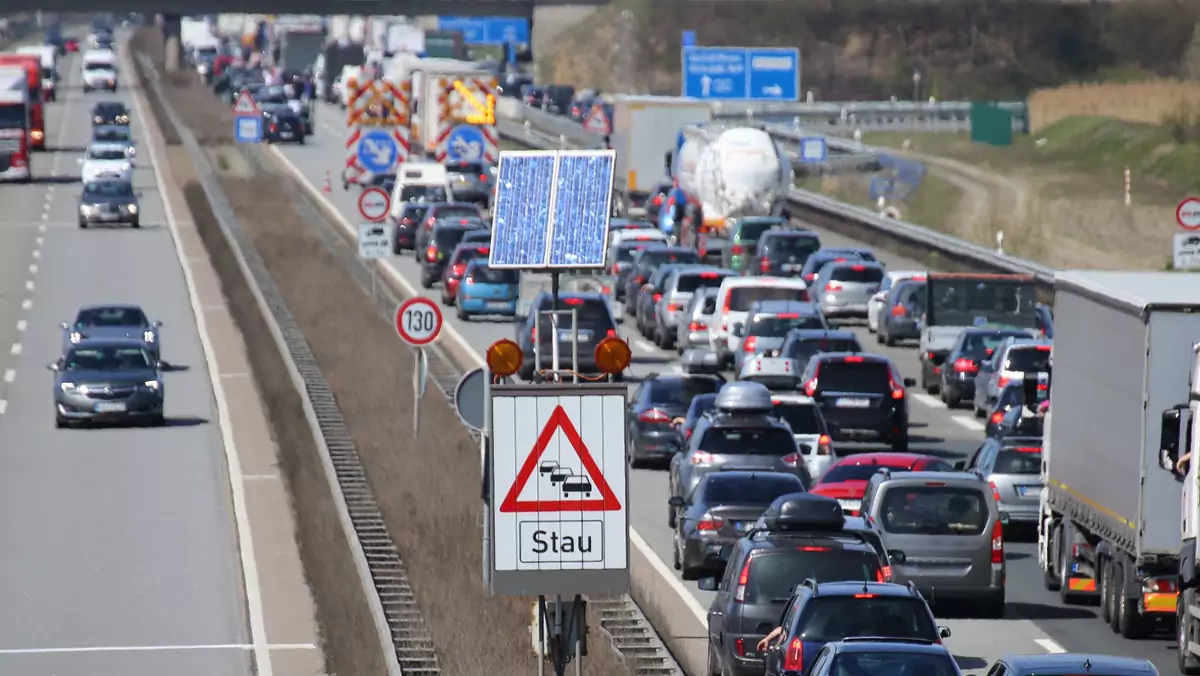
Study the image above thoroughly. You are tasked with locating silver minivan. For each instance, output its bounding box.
[859,470,1005,617]
[815,260,885,320]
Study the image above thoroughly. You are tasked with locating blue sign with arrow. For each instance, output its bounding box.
[356,129,400,174]
[437,16,530,45]
[681,46,799,102]
[445,125,487,164]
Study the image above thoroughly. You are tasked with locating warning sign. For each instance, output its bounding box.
[232,90,260,116]
[582,105,611,135]
[488,386,629,595]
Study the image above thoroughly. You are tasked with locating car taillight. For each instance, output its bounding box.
[479,174,487,181]
[953,358,978,373]
[876,568,886,582]
[634,275,645,284]
[1038,383,1049,391]
[992,519,1004,564]
[531,326,537,342]
[733,558,751,602]
[997,377,1010,388]
[783,637,803,671]
[607,329,617,338]
[652,194,663,206]
[691,451,716,465]
[759,258,771,273]
[688,321,706,331]
[638,409,670,423]
[891,305,906,317]
[425,246,438,262]
[991,411,1004,424]
[450,263,466,277]
[667,303,682,312]
[781,452,801,467]
[990,481,1001,503]
[880,565,893,582]
[269,123,277,132]
[825,281,843,292]
[731,244,744,255]
[653,293,662,303]
[743,336,757,353]
[734,638,746,657]
[696,514,723,532]
[817,434,831,455]
[804,377,818,396]
[424,217,436,230]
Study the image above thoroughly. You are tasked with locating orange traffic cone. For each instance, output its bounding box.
[322,170,332,193]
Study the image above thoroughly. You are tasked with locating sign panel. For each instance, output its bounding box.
[1179,197,1200,230]
[356,129,401,174]
[682,30,696,47]
[489,385,629,596]
[357,222,391,259]
[233,90,260,115]
[583,106,611,135]
[437,16,530,45]
[445,124,487,163]
[800,137,827,163]
[358,186,391,222]
[395,296,443,346]
[234,115,262,144]
[1175,232,1200,270]
[681,46,800,101]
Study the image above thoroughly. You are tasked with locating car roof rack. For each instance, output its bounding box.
[753,493,845,533]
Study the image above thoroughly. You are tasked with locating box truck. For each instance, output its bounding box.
[608,95,711,215]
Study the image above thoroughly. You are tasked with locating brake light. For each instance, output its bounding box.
[851,264,865,271]
[891,305,906,317]
[880,566,893,582]
[731,244,744,255]
[759,258,771,273]
[696,515,723,532]
[844,356,863,363]
[834,257,847,262]
[425,246,438,262]
[804,273,816,281]
[424,217,436,230]
[688,321,707,331]
[667,303,682,312]
[853,594,877,599]
[783,637,803,671]
[450,263,466,278]
[531,326,537,342]
[1038,383,1049,391]
[804,377,818,396]
[991,411,1004,424]
[733,558,752,602]
[997,377,1010,388]
[653,293,662,303]
[925,482,946,487]
[876,568,886,582]
[817,434,831,455]
[912,275,926,281]
[781,452,801,467]
[953,358,978,373]
[652,194,664,206]
[743,336,758,353]
[825,281,843,292]
[700,272,719,279]
[798,546,829,552]
[992,520,1004,563]
[990,481,1001,503]
[269,123,277,132]
[722,292,732,314]
[734,639,746,657]
[564,298,584,305]
[1037,346,1052,351]
[479,174,487,181]
[691,451,716,465]
[634,276,645,284]
[1014,446,1041,453]
[776,313,800,319]
[638,409,670,423]
[479,247,490,255]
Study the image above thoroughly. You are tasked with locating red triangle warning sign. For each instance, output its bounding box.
[233,90,260,116]
[499,405,622,514]
[583,105,611,135]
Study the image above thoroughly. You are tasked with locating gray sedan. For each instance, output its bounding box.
[62,304,162,360]
[50,338,165,428]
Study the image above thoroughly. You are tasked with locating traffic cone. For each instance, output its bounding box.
[322,170,332,193]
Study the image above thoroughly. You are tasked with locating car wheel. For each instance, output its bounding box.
[457,304,468,321]
[420,276,434,290]
[944,386,960,408]
[1180,589,1200,674]
[78,220,88,229]
[1117,563,1144,638]
[297,135,305,145]
[1042,520,1062,591]
[680,560,699,581]
[890,435,908,452]
[440,291,451,306]
[1100,556,1113,624]
[672,535,681,570]
[54,415,67,429]
[131,219,140,229]
[884,332,896,347]
[667,502,677,528]
[707,644,721,676]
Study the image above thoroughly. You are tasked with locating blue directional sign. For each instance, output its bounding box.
[437,16,530,45]
[356,129,400,174]
[799,137,827,163]
[681,46,800,101]
[682,31,696,47]
[234,115,261,144]
[489,150,617,269]
[446,124,487,164]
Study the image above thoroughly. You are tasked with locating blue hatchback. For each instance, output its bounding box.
[456,260,520,320]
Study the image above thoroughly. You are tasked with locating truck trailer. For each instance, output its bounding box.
[1039,270,1200,647]
[608,95,710,215]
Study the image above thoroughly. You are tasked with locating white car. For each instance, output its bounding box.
[867,270,925,333]
[79,143,133,183]
[768,391,838,485]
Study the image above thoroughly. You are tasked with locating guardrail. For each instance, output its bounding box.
[495,107,1058,300]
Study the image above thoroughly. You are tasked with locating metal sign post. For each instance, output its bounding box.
[394,297,443,432]
[357,223,390,302]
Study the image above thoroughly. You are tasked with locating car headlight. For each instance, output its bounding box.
[143,380,159,390]
[94,116,102,123]
[142,330,154,342]
[125,204,138,214]
[122,163,131,171]
[79,205,93,215]
[69,331,82,342]
[59,382,76,392]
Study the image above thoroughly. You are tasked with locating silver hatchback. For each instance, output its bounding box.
[815,260,885,320]
[675,287,718,354]
[965,437,1043,527]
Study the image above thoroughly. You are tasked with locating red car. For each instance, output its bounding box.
[810,453,955,516]
[440,243,491,305]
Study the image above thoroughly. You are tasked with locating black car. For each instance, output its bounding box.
[391,202,430,253]
[802,638,959,676]
[78,178,140,229]
[611,239,665,300]
[627,373,724,468]
[698,494,900,676]
[261,104,305,144]
[800,353,915,451]
[774,329,862,375]
[751,230,822,277]
[623,246,701,317]
[986,380,1047,438]
[420,221,488,288]
[939,328,1038,409]
[91,101,129,126]
[515,292,620,381]
[413,202,484,254]
[670,470,806,579]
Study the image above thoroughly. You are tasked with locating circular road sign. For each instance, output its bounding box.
[358,186,391,222]
[395,297,443,346]
[1180,197,1200,230]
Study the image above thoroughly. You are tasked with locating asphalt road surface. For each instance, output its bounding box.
[271,99,1177,674]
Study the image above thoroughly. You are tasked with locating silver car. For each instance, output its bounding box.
[770,392,837,483]
[674,287,718,354]
[653,266,734,350]
[732,299,828,373]
[972,336,1051,417]
[868,270,924,333]
[61,304,162,360]
[814,260,885,320]
[962,437,1043,527]
[446,161,493,207]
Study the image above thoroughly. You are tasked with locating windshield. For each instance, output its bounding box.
[83,181,133,197]
[638,250,700,274]
[729,286,808,311]
[822,464,906,483]
[0,104,26,130]
[926,276,1037,329]
[797,596,937,642]
[88,148,126,160]
[960,331,1027,359]
[744,550,881,604]
[828,265,884,283]
[647,377,722,405]
[64,345,152,371]
[704,474,804,506]
[1005,346,1051,372]
[432,206,481,220]
[828,651,958,676]
[451,246,488,266]
[737,219,783,242]
[994,448,1041,474]
[750,315,826,337]
[399,185,447,202]
[786,338,861,362]
[401,204,430,222]
[880,486,987,535]
[817,362,891,391]
[773,402,825,434]
[76,307,146,326]
[698,427,795,456]
[434,228,476,250]
[466,264,518,285]
[616,243,657,263]
[94,126,130,140]
[767,235,820,258]
[84,61,114,72]
[676,272,730,293]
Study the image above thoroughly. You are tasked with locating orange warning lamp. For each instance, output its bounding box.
[486,339,523,378]
[594,337,632,375]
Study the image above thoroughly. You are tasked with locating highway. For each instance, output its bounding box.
[274,99,1178,674]
[0,40,323,675]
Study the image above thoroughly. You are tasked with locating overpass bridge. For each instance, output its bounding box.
[0,0,605,14]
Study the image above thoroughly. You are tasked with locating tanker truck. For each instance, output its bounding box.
[666,124,793,261]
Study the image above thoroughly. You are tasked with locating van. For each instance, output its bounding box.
[81,49,117,93]
[709,277,810,364]
[388,162,452,220]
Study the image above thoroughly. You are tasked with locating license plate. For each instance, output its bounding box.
[94,402,126,413]
[99,212,117,220]
[280,131,292,138]
[558,330,592,342]
[733,522,746,531]
[487,301,510,309]
[836,398,870,408]
[1017,484,1042,497]
[782,263,802,272]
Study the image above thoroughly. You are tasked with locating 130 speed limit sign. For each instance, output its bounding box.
[395,297,443,346]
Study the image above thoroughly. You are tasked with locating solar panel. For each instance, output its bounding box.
[488,149,617,270]
[547,151,615,268]
[488,151,556,269]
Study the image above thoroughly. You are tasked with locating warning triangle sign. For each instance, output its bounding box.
[233,90,260,116]
[583,105,611,135]
[499,406,622,514]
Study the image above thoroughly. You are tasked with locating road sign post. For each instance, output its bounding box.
[800,137,828,163]
[357,221,390,301]
[1179,197,1200,231]
[233,90,262,143]
[681,46,800,101]
[358,186,391,222]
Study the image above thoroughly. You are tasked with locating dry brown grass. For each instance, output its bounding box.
[132,28,632,676]
[1029,80,1200,132]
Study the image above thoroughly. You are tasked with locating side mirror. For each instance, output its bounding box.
[939,626,952,639]
[731,324,745,338]
[953,460,966,471]
[887,549,907,565]
[1160,408,1183,471]
[668,496,685,508]
[46,362,58,371]
[696,577,718,592]
[155,360,165,370]
[153,320,162,327]
[59,321,69,330]
[903,377,916,387]
[719,544,734,563]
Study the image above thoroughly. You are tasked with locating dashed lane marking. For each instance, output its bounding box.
[16,320,25,332]
[3,369,13,383]
[24,280,33,291]
[20,300,31,311]
[953,416,986,432]
[0,400,6,415]
[633,338,655,353]
[1034,638,1066,654]
[9,344,20,356]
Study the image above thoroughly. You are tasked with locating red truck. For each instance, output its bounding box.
[0,65,32,182]
[0,54,43,150]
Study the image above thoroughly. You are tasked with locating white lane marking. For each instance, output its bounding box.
[37,223,46,232]
[1034,638,1066,654]
[32,249,40,259]
[670,364,683,374]
[0,400,6,415]
[3,369,13,383]
[28,264,37,275]
[0,643,317,655]
[220,372,251,379]
[124,45,275,676]
[912,392,943,409]
[269,140,717,627]
[20,299,31,310]
[9,344,20,356]
[953,416,986,432]
[35,236,43,246]
[24,280,33,291]
[244,474,281,481]
[633,338,655,353]
[40,213,48,220]
[16,320,26,332]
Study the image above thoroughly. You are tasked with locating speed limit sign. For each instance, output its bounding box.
[395,297,443,346]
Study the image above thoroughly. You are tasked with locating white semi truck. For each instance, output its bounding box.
[608,95,711,215]
[1040,271,1200,648]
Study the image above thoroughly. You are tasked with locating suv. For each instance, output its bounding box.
[722,216,787,273]
[445,161,493,207]
[733,300,827,373]
[775,329,862,375]
[515,292,619,381]
[751,230,821,277]
[814,260,885,321]
[412,203,484,255]
[699,493,899,676]
[858,469,1006,616]
[627,373,725,468]
[653,266,734,350]
[800,353,915,451]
